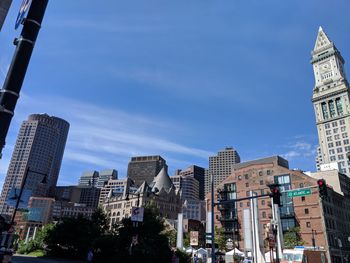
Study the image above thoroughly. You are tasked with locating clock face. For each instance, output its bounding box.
[320,61,331,73]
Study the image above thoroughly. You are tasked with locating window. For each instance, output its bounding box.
[329,100,336,117]
[246,191,250,197]
[341,126,346,132]
[325,123,330,129]
[299,183,304,188]
[244,174,249,179]
[326,130,331,135]
[262,212,266,218]
[245,183,249,187]
[345,146,350,152]
[340,119,345,125]
[322,102,329,119]
[336,98,343,115]
[306,222,311,228]
[342,133,348,138]
[335,135,340,140]
[301,196,305,202]
[336,141,341,146]
[344,139,349,145]
[328,143,334,148]
[305,208,309,214]
[337,148,343,153]
[330,156,336,161]
[261,200,265,205]
[260,180,264,185]
[338,155,344,160]
[333,128,339,133]
[332,121,338,127]
[239,202,243,207]
[267,170,271,175]
[259,171,263,176]
[247,202,250,207]
[327,136,332,142]
[329,149,335,155]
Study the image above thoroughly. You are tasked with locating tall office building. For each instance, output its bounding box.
[127,155,168,187]
[176,165,205,200]
[311,27,350,176]
[0,0,12,31]
[78,171,99,187]
[0,114,69,216]
[204,147,240,195]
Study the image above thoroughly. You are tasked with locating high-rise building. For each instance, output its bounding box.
[0,0,12,31]
[0,114,69,216]
[204,147,240,195]
[97,169,118,188]
[311,27,350,176]
[127,155,168,187]
[78,171,99,187]
[171,173,199,201]
[174,165,205,200]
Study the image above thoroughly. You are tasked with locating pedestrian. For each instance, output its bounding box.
[87,248,94,263]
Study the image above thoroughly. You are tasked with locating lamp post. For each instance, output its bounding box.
[311,229,316,249]
[10,166,47,226]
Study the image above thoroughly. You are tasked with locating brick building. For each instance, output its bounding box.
[206,156,350,263]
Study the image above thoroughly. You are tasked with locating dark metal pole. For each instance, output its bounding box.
[0,0,49,158]
[10,166,30,225]
[211,172,216,263]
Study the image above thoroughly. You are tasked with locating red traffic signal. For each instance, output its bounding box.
[317,179,327,197]
[270,187,282,207]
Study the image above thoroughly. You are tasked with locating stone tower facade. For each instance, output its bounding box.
[312,27,350,175]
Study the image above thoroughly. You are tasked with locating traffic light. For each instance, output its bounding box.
[270,187,282,207]
[0,216,11,232]
[317,179,328,198]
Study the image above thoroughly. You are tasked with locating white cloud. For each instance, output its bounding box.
[281,140,317,160]
[5,94,213,184]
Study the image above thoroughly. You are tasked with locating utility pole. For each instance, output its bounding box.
[0,0,49,158]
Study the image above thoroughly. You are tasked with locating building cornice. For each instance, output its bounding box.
[312,86,349,103]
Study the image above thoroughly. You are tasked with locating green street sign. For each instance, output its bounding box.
[287,188,312,198]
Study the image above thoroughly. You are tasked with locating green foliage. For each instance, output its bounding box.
[283,227,305,249]
[215,226,226,250]
[175,248,191,263]
[19,205,174,262]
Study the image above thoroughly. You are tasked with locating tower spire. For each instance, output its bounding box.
[313,26,333,52]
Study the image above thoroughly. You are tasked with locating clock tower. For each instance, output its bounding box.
[312,27,350,175]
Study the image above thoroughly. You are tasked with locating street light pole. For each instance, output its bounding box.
[211,172,216,263]
[0,0,49,158]
[10,166,47,226]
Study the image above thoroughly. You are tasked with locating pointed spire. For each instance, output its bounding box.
[150,167,173,192]
[314,26,333,52]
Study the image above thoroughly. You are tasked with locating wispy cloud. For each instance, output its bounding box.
[3,94,213,184]
[281,141,317,160]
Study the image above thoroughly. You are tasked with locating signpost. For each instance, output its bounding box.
[15,0,32,29]
[131,207,144,222]
[287,188,311,198]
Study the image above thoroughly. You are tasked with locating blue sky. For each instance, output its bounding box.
[0,0,350,186]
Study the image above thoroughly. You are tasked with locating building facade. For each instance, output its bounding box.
[204,147,240,196]
[103,167,181,227]
[311,27,350,176]
[0,114,69,216]
[127,155,168,187]
[174,165,205,200]
[207,156,350,263]
[0,0,12,31]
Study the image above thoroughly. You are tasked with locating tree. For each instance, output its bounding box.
[215,226,226,250]
[116,204,172,263]
[283,227,304,249]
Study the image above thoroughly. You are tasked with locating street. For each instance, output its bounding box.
[12,255,84,263]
